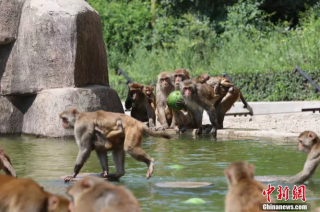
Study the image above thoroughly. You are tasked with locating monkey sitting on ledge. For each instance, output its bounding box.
[286,131,320,184]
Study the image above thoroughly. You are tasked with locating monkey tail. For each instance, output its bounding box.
[239,91,253,116]
[142,125,171,139]
[0,155,16,177]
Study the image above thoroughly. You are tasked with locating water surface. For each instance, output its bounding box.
[0,134,319,212]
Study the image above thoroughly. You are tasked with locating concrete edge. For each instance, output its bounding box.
[163,128,299,142]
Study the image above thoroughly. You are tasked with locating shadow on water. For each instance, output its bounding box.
[0,134,320,212]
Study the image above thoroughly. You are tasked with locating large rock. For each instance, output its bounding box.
[22,85,124,137]
[1,0,109,95]
[0,0,25,45]
[0,96,24,134]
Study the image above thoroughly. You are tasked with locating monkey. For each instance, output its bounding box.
[128,82,156,129]
[225,161,276,212]
[198,73,253,129]
[67,176,141,212]
[172,68,200,133]
[59,107,171,182]
[94,119,123,163]
[0,145,16,177]
[156,71,176,130]
[179,79,221,137]
[286,131,320,184]
[143,85,156,111]
[0,174,70,212]
[124,84,133,111]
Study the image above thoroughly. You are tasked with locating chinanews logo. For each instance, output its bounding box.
[260,184,309,211]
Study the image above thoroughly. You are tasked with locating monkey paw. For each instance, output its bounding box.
[64,175,74,183]
[176,100,185,107]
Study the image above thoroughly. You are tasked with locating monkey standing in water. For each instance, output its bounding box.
[225,161,276,212]
[0,145,16,177]
[67,176,142,212]
[60,107,171,182]
[286,131,320,184]
[128,82,156,129]
[156,71,176,130]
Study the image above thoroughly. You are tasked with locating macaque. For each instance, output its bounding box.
[0,174,70,212]
[0,145,16,177]
[94,119,123,151]
[67,176,141,212]
[172,68,199,133]
[225,161,276,212]
[143,85,156,111]
[59,107,171,182]
[128,82,156,129]
[180,79,221,137]
[198,73,253,129]
[286,131,320,184]
[156,72,175,130]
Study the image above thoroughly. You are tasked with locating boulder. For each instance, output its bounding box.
[1,0,109,95]
[0,96,24,134]
[22,85,124,137]
[0,0,25,45]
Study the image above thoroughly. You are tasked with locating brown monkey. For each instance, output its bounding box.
[143,85,156,111]
[67,176,141,212]
[172,68,199,133]
[59,107,171,182]
[286,131,320,184]
[198,73,252,129]
[0,174,70,212]
[180,79,221,137]
[156,72,175,130]
[225,161,276,212]
[0,145,16,177]
[128,82,156,129]
[94,119,123,152]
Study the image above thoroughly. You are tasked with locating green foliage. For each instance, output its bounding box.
[87,0,320,101]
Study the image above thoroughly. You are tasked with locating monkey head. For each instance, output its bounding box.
[59,107,80,129]
[174,68,190,88]
[143,85,155,96]
[180,79,195,99]
[157,72,174,90]
[298,131,319,153]
[198,73,211,84]
[128,82,144,101]
[224,161,254,186]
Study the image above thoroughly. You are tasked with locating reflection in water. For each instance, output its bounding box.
[0,135,320,212]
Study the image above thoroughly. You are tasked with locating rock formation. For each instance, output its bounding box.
[0,0,123,137]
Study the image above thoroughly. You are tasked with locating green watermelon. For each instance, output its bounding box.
[167,91,184,110]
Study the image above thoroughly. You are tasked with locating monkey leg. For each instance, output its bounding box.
[206,108,219,137]
[216,105,226,129]
[96,151,109,178]
[126,146,154,179]
[107,147,126,181]
[65,148,92,183]
[192,109,203,136]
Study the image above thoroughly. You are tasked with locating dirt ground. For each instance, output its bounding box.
[223,112,320,135]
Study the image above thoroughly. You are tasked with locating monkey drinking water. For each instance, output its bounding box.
[59,107,171,182]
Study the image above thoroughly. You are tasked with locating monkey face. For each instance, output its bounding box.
[298,140,311,153]
[183,87,192,97]
[131,90,141,100]
[174,74,184,85]
[160,78,170,88]
[59,107,78,129]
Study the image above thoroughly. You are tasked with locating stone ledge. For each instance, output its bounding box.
[163,128,299,142]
